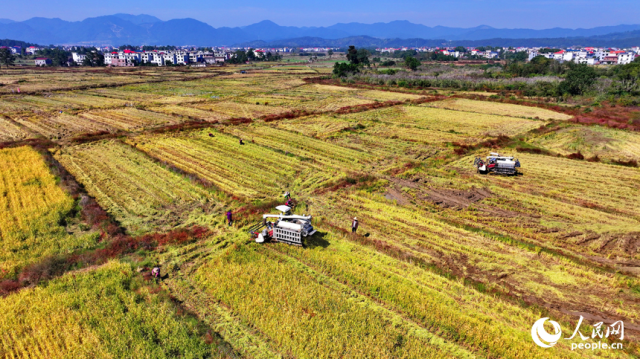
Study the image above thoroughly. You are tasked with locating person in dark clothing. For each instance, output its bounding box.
[239,139,244,145]
[226,210,233,226]
[351,217,358,233]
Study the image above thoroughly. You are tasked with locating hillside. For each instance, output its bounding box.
[0,15,639,46]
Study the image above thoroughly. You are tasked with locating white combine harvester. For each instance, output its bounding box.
[474,152,521,175]
[248,205,316,246]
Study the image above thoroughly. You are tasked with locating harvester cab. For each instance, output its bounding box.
[474,152,521,175]
[247,205,317,246]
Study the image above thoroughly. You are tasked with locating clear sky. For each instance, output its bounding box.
[3,0,639,29]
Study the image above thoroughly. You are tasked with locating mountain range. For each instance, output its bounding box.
[0,14,639,46]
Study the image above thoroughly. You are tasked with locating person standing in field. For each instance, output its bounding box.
[226,210,233,226]
[351,217,358,234]
[151,267,160,282]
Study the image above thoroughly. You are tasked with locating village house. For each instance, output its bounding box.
[71,52,87,64]
[25,46,39,55]
[34,58,51,66]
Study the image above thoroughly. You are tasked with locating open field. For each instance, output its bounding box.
[0,261,231,358]
[426,98,573,120]
[1,66,639,358]
[0,146,98,278]
[53,140,219,234]
[529,124,640,162]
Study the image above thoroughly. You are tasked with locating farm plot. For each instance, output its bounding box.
[45,93,129,109]
[81,88,164,102]
[147,105,230,122]
[529,125,640,162]
[192,243,474,359]
[0,70,144,94]
[356,89,424,102]
[313,189,640,326]
[443,152,640,262]
[0,261,221,358]
[401,106,545,137]
[0,146,96,277]
[272,231,619,359]
[0,117,32,142]
[425,98,572,120]
[275,84,376,111]
[274,115,364,138]
[130,129,336,198]
[189,100,290,118]
[0,97,39,116]
[14,113,114,139]
[54,140,217,234]
[79,108,183,132]
[269,115,446,169]
[225,123,374,171]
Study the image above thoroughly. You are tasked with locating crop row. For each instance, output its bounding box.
[0,261,218,358]
[130,129,335,198]
[529,124,640,162]
[0,117,30,142]
[0,146,95,278]
[54,140,217,234]
[193,243,473,358]
[273,232,605,358]
[425,98,572,120]
[312,189,640,323]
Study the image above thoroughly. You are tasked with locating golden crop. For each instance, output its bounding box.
[54,140,217,234]
[426,98,572,120]
[0,146,93,277]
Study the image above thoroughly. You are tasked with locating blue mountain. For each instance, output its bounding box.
[0,15,638,46]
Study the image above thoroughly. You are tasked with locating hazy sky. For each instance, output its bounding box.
[3,0,639,29]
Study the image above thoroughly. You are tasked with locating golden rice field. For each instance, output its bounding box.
[0,146,97,278]
[53,140,219,234]
[1,67,639,358]
[0,261,230,358]
[426,98,573,120]
[529,124,640,162]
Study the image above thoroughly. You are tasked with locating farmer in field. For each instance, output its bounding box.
[284,191,291,200]
[352,217,359,234]
[226,210,233,226]
[151,267,160,282]
[239,138,244,145]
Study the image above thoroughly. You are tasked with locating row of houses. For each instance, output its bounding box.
[0,46,42,54]
[527,49,637,65]
[69,49,230,66]
[375,46,640,65]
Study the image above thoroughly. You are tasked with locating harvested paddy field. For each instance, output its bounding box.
[1,66,638,358]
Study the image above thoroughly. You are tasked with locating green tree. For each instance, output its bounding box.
[345,46,370,66]
[346,46,359,64]
[82,56,93,67]
[404,56,420,71]
[247,49,256,61]
[613,61,640,93]
[333,62,359,77]
[559,64,597,95]
[454,46,466,53]
[0,48,15,68]
[328,49,333,58]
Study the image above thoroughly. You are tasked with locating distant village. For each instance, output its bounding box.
[1,43,639,66]
[376,46,640,65]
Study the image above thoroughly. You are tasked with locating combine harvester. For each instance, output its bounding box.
[248,205,316,246]
[474,152,521,175]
